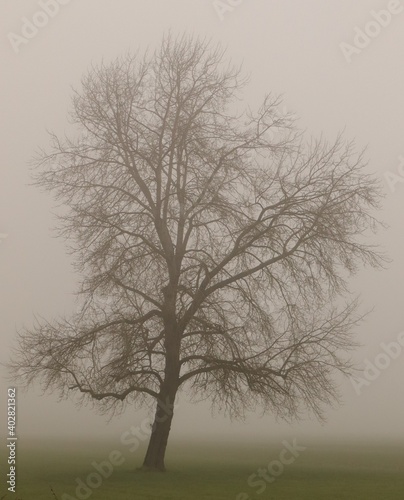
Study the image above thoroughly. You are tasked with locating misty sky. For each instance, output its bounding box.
[1,0,404,445]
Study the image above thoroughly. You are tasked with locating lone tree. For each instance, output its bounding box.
[10,35,384,471]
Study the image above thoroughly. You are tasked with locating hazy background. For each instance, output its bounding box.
[1,0,403,446]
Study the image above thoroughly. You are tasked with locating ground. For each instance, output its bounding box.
[2,437,404,499]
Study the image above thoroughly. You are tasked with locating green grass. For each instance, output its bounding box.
[2,438,404,499]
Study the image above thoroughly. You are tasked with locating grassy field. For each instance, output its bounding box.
[2,438,404,499]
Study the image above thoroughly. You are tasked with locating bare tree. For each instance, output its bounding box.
[10,34,385,471]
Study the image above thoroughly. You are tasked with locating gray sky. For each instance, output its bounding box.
[1,0,404,444]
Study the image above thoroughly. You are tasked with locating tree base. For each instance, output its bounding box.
[137,464,166,472]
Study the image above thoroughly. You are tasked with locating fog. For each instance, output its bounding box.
[1,0,404,446]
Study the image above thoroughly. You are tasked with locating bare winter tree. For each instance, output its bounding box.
[10,34,385,471]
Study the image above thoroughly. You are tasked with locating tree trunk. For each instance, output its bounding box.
[142,387,177,471]
[142,284,180,471]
